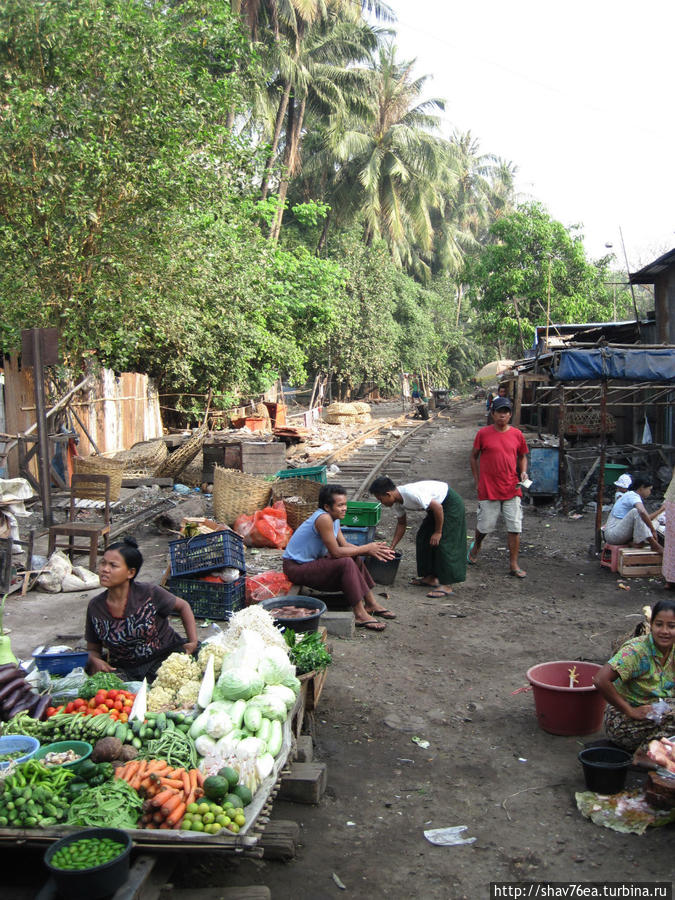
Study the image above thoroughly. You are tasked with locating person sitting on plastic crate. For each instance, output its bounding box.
[282,484,397,632]
[369,476,466,598]
[85,536,199,682]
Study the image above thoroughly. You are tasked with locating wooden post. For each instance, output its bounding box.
[30,330,53,526]
[558,385,567,513]
[513,374,523,426]
[594,380,609,552]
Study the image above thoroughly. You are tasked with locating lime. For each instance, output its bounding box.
[228,822,240,834]
[234,814,246,826]
[202,812,215,825]
[191,820,204,832]
[187,802,200,815]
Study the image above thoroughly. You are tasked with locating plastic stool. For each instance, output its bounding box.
[600,543,625,573]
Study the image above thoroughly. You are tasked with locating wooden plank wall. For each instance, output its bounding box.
[2,358,163,475]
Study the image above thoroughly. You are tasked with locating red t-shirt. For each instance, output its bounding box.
[473,425,528,501]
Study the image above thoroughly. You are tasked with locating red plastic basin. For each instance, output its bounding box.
[526,660,606,736]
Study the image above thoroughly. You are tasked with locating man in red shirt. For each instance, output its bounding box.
[469,396,529,577]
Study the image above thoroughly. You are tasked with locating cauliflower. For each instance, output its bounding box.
[154,652,200,690]
[198,642,227,680]
[147,685,175,712]
[175,680,201,709]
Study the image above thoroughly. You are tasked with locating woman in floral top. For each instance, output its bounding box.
[593,598,675,763]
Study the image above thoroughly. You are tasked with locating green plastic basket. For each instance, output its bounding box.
[343,501,381,527]
[275,465,327,484]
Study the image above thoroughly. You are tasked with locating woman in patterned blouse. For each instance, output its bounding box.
[592,598,675,763]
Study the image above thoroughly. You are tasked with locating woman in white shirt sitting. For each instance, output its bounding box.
[603,473,663,555]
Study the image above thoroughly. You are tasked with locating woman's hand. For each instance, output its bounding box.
[368,542,395,561]
[628,704,655,721]
[88,656,115,674]
[430,531,442,547]
[183,641,199,656]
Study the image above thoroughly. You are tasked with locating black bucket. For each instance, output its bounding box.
[365,551,402,586]
[44,828,132,900]
[578,747,632,794]
[261,596,327,633]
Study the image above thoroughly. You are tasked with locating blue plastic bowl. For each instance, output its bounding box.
[0,734,40,769]
[33,650,89,675]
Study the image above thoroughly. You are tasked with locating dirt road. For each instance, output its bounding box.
[3,400,673,898]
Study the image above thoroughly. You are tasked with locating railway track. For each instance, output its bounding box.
[320,415,440,499]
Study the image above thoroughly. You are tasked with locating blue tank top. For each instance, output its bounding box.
[283,509,339,563]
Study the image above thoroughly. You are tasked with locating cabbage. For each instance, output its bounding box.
[189,708,210,739]
[206,700,234,716]
[216,666,264,701]
[236,736,266,761]
[264,684,296,709]
[281,672,302,695]
[258,646,294,685]
[215,730,244,757]
[205,710,234,739]
[221,629,266,672]
[195,734,218,757]
[248,693,287,722]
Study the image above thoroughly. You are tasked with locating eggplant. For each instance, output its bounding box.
[5,695,35,720]
[0,680,32,713]
[0,665,21,687]
[31,693,52,721]
[0,672,28,703]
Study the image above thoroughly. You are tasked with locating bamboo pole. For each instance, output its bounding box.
[594,381,609,553]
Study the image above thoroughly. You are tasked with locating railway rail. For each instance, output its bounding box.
[318,414,441,499]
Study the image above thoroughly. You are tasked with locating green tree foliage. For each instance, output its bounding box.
[465,202,613,356]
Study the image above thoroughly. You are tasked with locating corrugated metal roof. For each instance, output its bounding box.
[629,247,675,283]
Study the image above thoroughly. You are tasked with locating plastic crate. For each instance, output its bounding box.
[341,525,376,546]
[168,575,245,620]
[275,465,327,484]
[169,530,245,578]
[343,501,381,528]
[33,650,89,675]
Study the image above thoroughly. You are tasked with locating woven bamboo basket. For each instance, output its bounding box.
[72,456,125,501]
[113,439,168,474]
[327,402,358,416]
[283,499,316,531]
[213,466,272,525]
[155,425,208,479]
[180,452,204,488]
[323,412,358,425]
[353,402,371,414]
[355,413,372,424]
[271,477,321,504]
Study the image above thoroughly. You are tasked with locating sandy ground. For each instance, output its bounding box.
[3,401,674,898]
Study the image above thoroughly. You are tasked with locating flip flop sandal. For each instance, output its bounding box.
[508,568,527,578]
[355,620,386,631]
[371,609,397,619]
[467,541,478,565]
[426,588,454,598]
[409,577,428,586]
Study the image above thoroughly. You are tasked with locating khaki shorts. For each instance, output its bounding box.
[477,497,523,534]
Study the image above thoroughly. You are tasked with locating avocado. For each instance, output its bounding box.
[217,766,239,789]
[203,775,229,802]
[233,783,253,806]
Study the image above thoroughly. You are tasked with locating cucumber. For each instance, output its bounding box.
[131,719,142,736]
[156,713,166,731]
[139,725,147,741]
[164,718,174,732]
[132,736,142,749]
[105,719,119,737]
[115,723,128,743]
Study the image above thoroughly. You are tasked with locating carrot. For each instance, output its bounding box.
[152,810,165,824]
[166,801,186,828]
[161,793,184,816]
[130,761,149,790]
[146,759,169,773]
[157,777,184,790]
[120,760,141,784]
[194,769,205,787]
[181,770,191,796]
[151,788,178,808]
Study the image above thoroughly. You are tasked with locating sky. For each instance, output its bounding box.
[387,0,675,270]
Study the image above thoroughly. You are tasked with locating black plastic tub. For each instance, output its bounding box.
[44,828,132,899]
[578,747,632,794]
[365,551,402,585]
[261,596,327,633]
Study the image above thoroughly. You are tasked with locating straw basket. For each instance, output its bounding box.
[213,466,272,525]
[327,402,358,416]
[72,456,125,501]
[180,452,204,488]
[113,440,168,476]
[283,499,316,531]
[271,477,321,504]
[355,413,372,424]
[353,402,371,414]
[155,425,208,479]
[324,412,358,425]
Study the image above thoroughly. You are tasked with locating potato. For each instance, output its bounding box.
[118,744,139,762]
[91,736,123,762]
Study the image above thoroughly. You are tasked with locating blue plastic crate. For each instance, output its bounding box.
[168,575,245,621]
[341,525,376,546]
[169,529,245,578]
[33,650,89,675]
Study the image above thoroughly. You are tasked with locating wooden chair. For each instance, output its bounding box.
[47,474,111,572]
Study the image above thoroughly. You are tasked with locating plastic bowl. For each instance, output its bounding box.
[44,827,133,900]
[33,740,93,771]
[0,734,40,770]
[578,746,632,794]
[261,596,327,633]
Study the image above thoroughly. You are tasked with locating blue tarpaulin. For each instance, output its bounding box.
[554,348,675,382]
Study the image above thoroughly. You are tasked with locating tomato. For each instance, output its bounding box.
[123,698,133,708]
[107,690,119,701]
[109,710,119,720]
[88,698,97,708]
[113,700,123,711]
[119,712,128,723]
[65,702,75,713]
[73,698,86,709]
[95,690,107,704]
[46,707,56,717]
